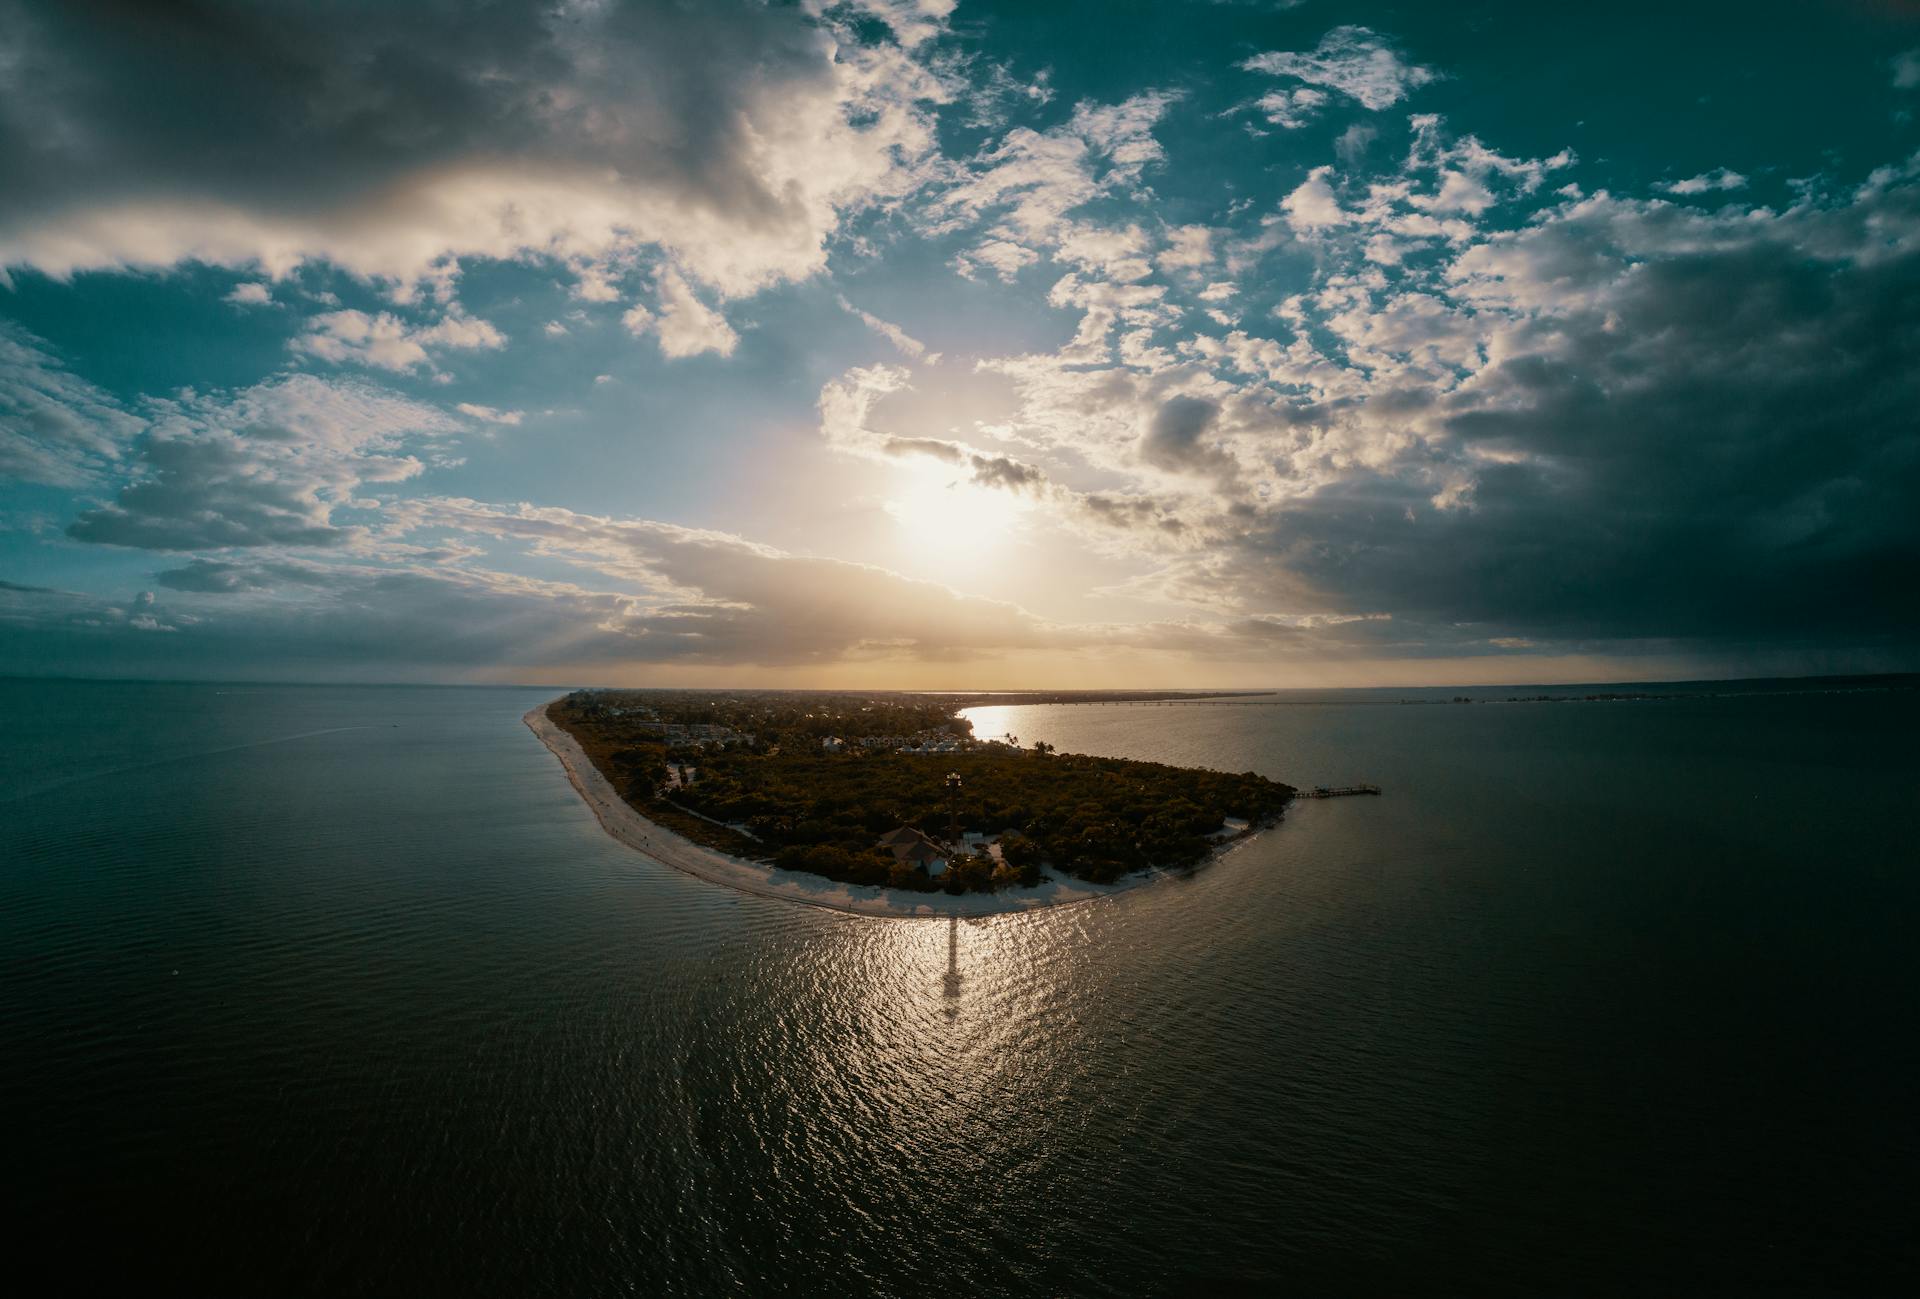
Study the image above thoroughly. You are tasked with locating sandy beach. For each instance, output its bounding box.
[524,700,1252,919]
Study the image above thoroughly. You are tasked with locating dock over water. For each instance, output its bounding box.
[1298,783,1382,799]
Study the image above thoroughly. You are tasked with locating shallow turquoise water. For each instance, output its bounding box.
[3,678,1916,1294]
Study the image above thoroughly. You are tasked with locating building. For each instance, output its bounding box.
[821,736,844,753]
[877,825,949,877]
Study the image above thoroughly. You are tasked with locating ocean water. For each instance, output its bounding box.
[3,678,1916,1296]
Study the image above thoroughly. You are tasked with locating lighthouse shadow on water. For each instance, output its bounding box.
[942,916,962,1016]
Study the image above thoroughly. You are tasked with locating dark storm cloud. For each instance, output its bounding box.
[876,432,1049,493]
[1169,188,1920,645]
[0,0,790,205]
[0,0,936,292]
[1139,395,1238,481]
[966,454,1047,493]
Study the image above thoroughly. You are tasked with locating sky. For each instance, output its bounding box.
[2,0,1918,688]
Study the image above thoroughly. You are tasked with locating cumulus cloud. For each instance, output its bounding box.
[953,238,1039,281]
[848,116,1920,656]
[653,270,740,358]
[291,310,506,372]
[621,268,739,358]
[1156,225,1216,273]
[1255,87,1330,130]
[1662,168,1748,195]
[1236,181,1920,642]
[1282,167,1350,232]
[937,91,1177,274]
[225,282,272,306]
[0,1,949,299]
[1241,26,1437,125]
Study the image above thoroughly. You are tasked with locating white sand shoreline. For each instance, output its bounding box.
[524,699,1258,920]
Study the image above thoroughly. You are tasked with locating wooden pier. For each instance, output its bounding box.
[1297,783,1382,799]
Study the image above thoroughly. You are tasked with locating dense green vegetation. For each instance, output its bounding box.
[549,689,1294,893]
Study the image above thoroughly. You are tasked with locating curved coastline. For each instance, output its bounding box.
[524,699,1259,919]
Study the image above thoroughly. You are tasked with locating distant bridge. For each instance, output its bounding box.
[1296,783,1382,799]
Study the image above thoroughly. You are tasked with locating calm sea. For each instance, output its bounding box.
[3,678,1916,1295]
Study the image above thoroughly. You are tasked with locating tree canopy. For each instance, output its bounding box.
[549,689,1294,893]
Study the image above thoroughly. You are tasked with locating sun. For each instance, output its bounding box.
[883,458,1030,578]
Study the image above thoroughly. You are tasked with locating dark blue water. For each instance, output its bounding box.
[3,678,1916,1295]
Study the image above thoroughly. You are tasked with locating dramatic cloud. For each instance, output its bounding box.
[0,0,949,298]
[980,144,1920,650]
[4,7,1917,684]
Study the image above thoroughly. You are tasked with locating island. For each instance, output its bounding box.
[526,689,1295,918]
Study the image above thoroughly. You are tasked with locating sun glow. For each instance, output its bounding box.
[883,458,1030,578]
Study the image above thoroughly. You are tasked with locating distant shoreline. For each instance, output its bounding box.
[524,700,1255,920]
[940,689,1274,707]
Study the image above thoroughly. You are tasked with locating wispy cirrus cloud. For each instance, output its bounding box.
[0,324,145,487]
[66,375,458,551]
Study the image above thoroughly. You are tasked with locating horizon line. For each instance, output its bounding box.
[4,670,1915,695]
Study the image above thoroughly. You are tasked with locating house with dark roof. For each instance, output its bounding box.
[877,825,950,876]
